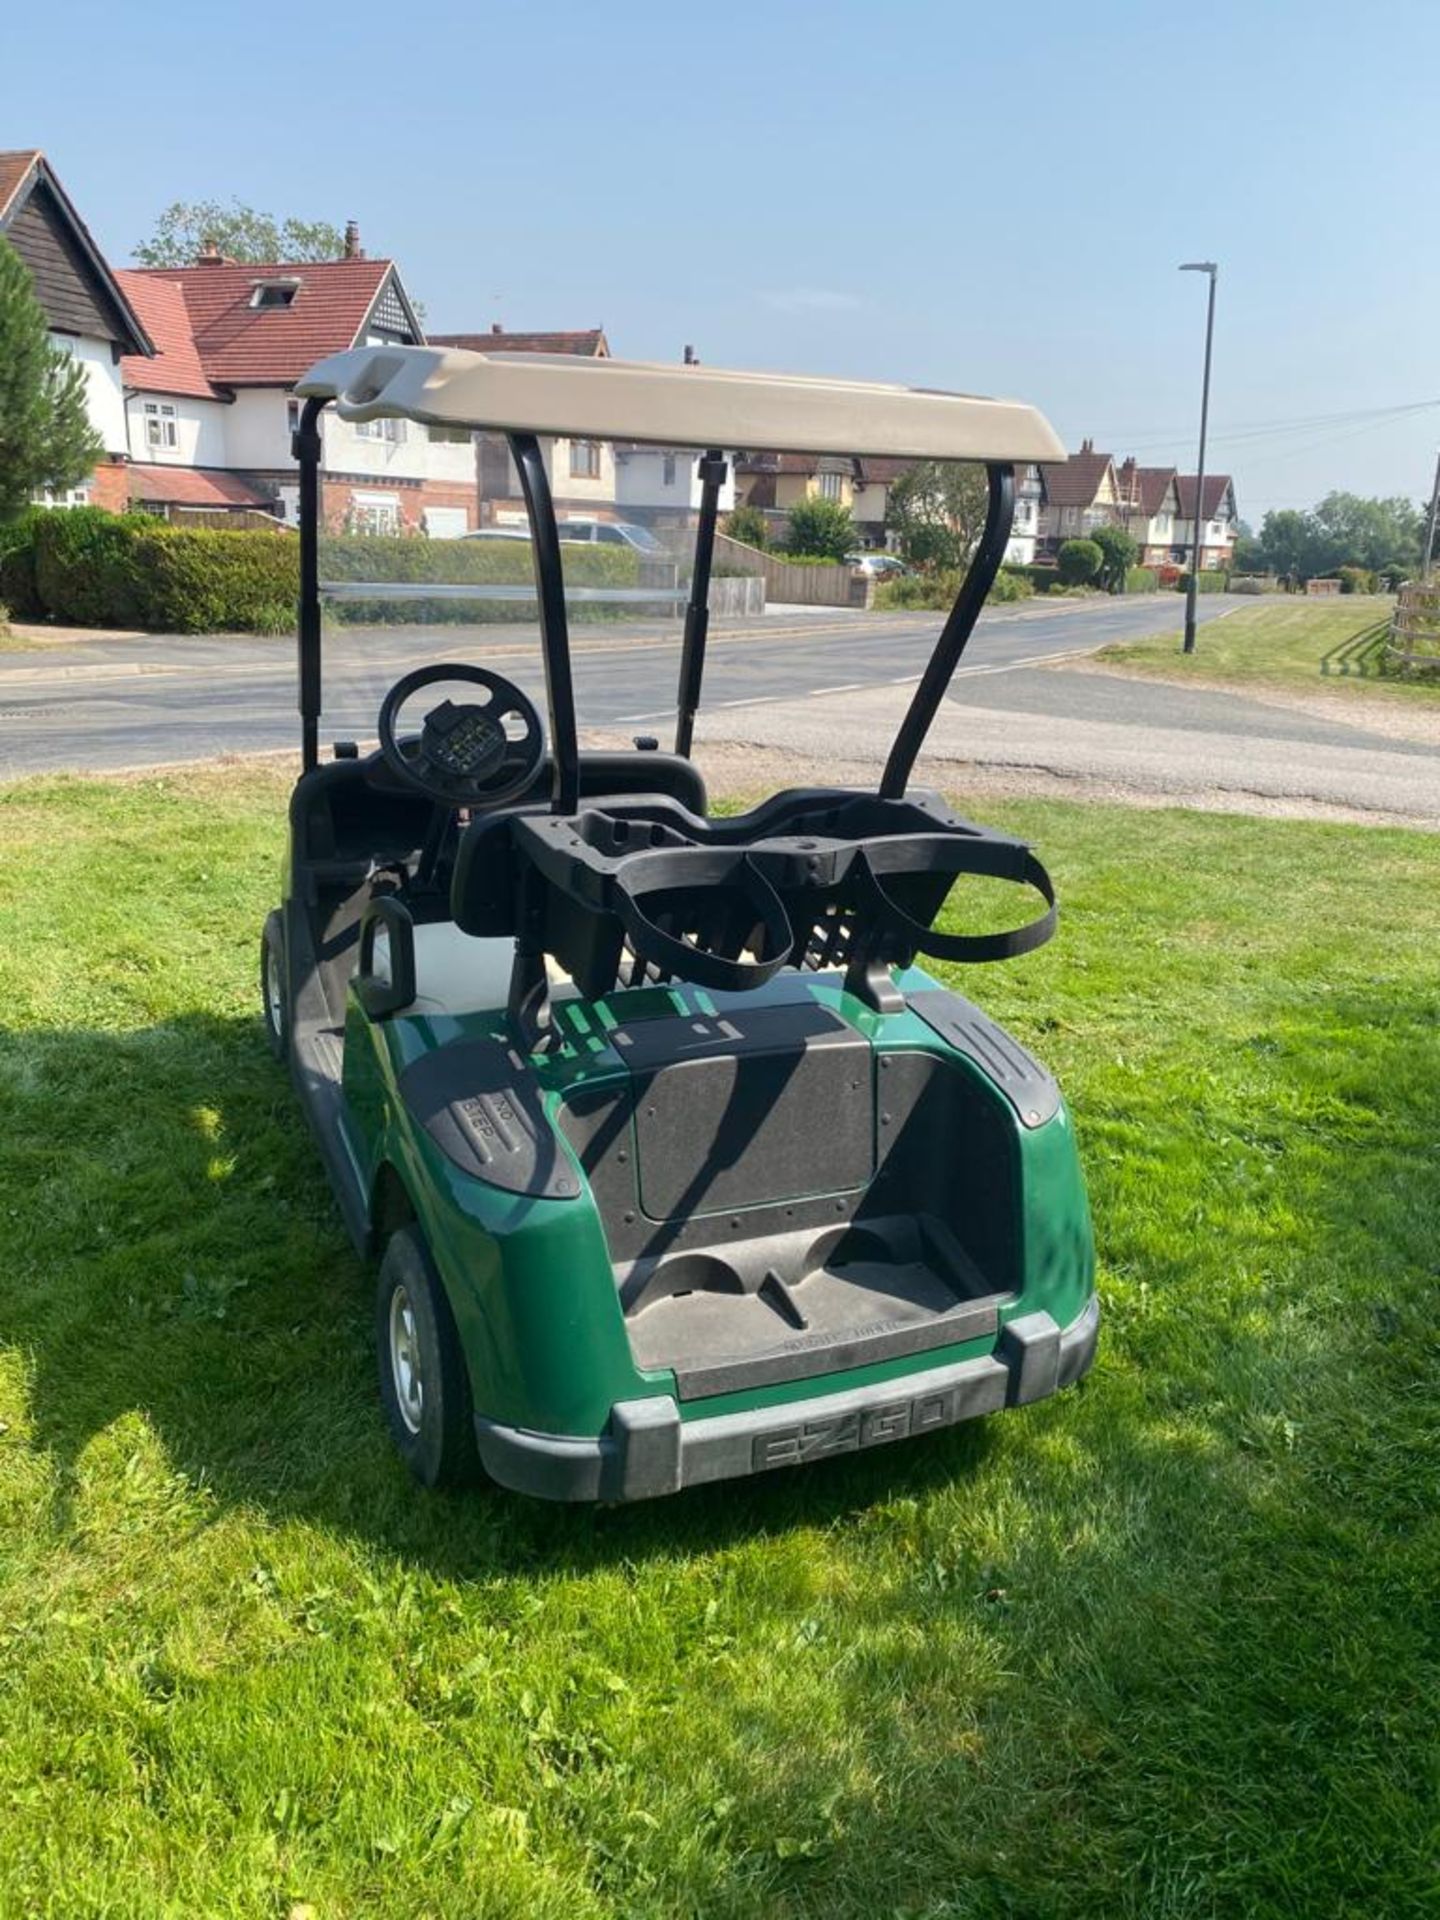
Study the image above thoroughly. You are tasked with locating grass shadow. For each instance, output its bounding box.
[0,1008,1009,1580]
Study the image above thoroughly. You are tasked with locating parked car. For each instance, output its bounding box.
[458,526,531,542]
[556,517,668,555]
[848,551,908,578]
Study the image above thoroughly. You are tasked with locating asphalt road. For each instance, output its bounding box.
[0,594,1232,779]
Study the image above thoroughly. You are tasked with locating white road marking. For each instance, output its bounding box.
[808,682,868,696]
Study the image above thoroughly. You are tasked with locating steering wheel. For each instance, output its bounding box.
[377,663,545,808]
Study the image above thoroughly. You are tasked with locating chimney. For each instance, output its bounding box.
[492,321,503,334]
[197,235,226,267]
[343,219,363,259]
[683,343,698,365]
[1080,437,1093,454]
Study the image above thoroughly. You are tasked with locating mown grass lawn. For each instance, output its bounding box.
[1099,594,1440,704]
[0,766,1436,1919]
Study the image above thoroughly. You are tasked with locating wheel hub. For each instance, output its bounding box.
[388,1285,424,1434]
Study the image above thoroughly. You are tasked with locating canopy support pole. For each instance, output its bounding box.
[880,463,1015,799]
[294,397,327,773]
[510,433,581,813]
[674,449,728,760]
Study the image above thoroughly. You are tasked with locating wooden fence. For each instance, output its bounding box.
[1385,581,1440,676]
[713,533,872,610]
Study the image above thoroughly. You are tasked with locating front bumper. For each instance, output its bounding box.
[475,1293,1100,1502]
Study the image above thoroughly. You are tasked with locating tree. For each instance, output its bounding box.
[0,236,102,523]
[135,200,346,267]
[784,495,854,561]
[1248,496,1422,583]
[886,460,989,571]
[1089,523,1138,593]
[1057,538,1102,586]
[1308,492,1422,575]
[724,503,770,550]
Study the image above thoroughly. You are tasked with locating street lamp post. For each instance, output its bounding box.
[1179,261,1218,654]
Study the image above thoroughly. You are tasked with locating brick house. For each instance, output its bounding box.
[426,326,616,526]
[1174,473,1239,570]
[0,149,154,509]
[1114,459,1181,566]
[119,242,478,532]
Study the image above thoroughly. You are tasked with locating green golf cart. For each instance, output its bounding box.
[261,344,1097,1498]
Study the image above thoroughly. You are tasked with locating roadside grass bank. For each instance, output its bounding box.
[1095,595,1440,702]
[0,766,1435,1917]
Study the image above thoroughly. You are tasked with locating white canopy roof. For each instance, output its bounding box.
[295,345,1064,463]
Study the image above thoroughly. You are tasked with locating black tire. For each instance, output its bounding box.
[260,911,288,1062]
[376,1225,481,1489]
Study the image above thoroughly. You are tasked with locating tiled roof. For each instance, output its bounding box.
[1176,474,1234,519]
[126,259,403,384]
[126,464,275,508]
[115,272,223,399]
[428,327,609,357]
[1117,459,1178,515]
[854,456,913,486]
[1040,446,1114,508]
[0,149,39,219]
[0,148,153,356]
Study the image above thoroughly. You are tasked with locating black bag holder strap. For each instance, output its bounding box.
[858,835,1057,964]
[614,849,794,994]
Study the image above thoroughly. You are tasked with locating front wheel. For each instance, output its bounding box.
[376,1225,481,1489]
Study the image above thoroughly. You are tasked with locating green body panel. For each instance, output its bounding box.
[339,963,1095,1439]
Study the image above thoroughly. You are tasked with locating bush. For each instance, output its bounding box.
[318,531,641,625]
[33,506,154,626]
[785,496,854,562]
[1057,538,1102,585]
[0,513,654,634]
[132,528,298,633]
[0,507,44,618]
[1337,565,1379,595]
[1091,524,1139,592]
[1124,566,1158,593]
[990,567,1035,603]
[723,504,769,551]
[1228,577,1270,595]
[875,567,1033,612]
[1176,569,1230,594]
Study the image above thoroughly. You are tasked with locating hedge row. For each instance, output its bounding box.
[1124,566,1159,593]
[1176,569,1231,594]
[0,509,651,633]
[317,530,643,625]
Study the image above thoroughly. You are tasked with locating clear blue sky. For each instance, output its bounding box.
[11,0,1439,521]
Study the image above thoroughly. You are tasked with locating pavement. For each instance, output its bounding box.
[2,593,1437,826]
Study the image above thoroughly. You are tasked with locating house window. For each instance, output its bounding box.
[144,401,179,451]
[817,471,844,501]
[250,280,299,309]
[427,424,472,444]
[355,415,406,443]
[349,491,400,534]
[570,439,601,479]
[287,399,301,434]
[662,454,677,486]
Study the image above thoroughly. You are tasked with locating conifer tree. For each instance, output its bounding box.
[0,235,103,522]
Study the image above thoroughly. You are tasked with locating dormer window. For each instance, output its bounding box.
[250,278,300,309]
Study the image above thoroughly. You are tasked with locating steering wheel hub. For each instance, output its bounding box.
[377,663,546,808]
